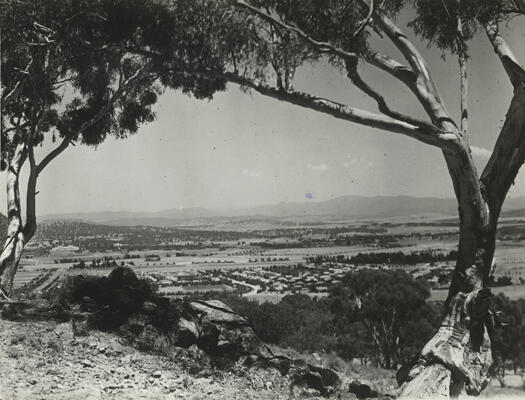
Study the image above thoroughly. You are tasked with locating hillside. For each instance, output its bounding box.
[2,300,523,400]
[0,312,298,400]
[0,312,400,400]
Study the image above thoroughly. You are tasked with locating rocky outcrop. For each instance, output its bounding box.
[62,267,341,395]
[186,300,272,359]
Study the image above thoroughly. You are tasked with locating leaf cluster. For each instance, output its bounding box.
[409,0,514,56]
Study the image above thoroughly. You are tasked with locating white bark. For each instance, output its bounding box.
[0,143,27,296]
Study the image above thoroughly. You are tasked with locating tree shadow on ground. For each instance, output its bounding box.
[0,299,71,323]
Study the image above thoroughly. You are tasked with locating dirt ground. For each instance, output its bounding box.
[0,312,314,400]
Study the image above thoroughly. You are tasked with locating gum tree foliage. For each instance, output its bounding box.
[490,294,525,385]
[0,0,226,295]
[327,270,439,369]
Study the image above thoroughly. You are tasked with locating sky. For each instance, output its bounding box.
[2,9,525,216]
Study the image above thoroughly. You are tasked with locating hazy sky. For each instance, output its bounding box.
[2,10,525,215]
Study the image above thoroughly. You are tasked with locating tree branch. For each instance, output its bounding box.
[484,22,525,88]
[233,1,449,142]
[35,64,149,176]
[480,83,525,217]
[352,0,374,39]
[345,58,437,131]
[458,53,468,138]
[35,136,71,176]
[369,4,456,130]
[456,5,468,139]
[222,71,456,148]
[2,59,33,106]
[363,51,447,122]
[234,0,359,59]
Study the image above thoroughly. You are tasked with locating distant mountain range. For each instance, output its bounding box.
[39,195,525,227]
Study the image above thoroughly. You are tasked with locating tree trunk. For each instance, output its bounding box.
[399,85,525,398]
[0,143,37,297]
[397,153,495,397]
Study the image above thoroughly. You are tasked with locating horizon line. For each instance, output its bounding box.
[34,193,525,218]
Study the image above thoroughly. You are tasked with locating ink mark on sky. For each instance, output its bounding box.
[305,193,313,199]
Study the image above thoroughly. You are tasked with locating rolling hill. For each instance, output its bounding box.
[39,195,525,227]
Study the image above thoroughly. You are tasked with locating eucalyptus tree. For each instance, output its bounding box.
[0,0,223,297]
[126,0,522,397]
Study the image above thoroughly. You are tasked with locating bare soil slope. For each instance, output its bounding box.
[0,310,303,400]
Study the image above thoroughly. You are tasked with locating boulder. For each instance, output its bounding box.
[176,318,199,347]
[348,380,379,399]
[290,360,342,395]
[79,296,99,312]
[245,355,341,395]
[66,267,156,330]
[108,266,141,289]
[187,300,272,359]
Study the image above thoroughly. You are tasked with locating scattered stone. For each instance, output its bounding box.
[301,387,321,397]
[183,376,192,388]
[103,384,124,391]
[81,359,94,368]
[151,370,162,378]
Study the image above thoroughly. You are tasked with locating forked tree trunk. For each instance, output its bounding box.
[398,84,525,398]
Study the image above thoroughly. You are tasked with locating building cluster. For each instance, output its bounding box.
[139,260,457,297]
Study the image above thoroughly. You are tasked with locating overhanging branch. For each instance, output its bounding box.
[233,1,448,143]
[222,72,455,148]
